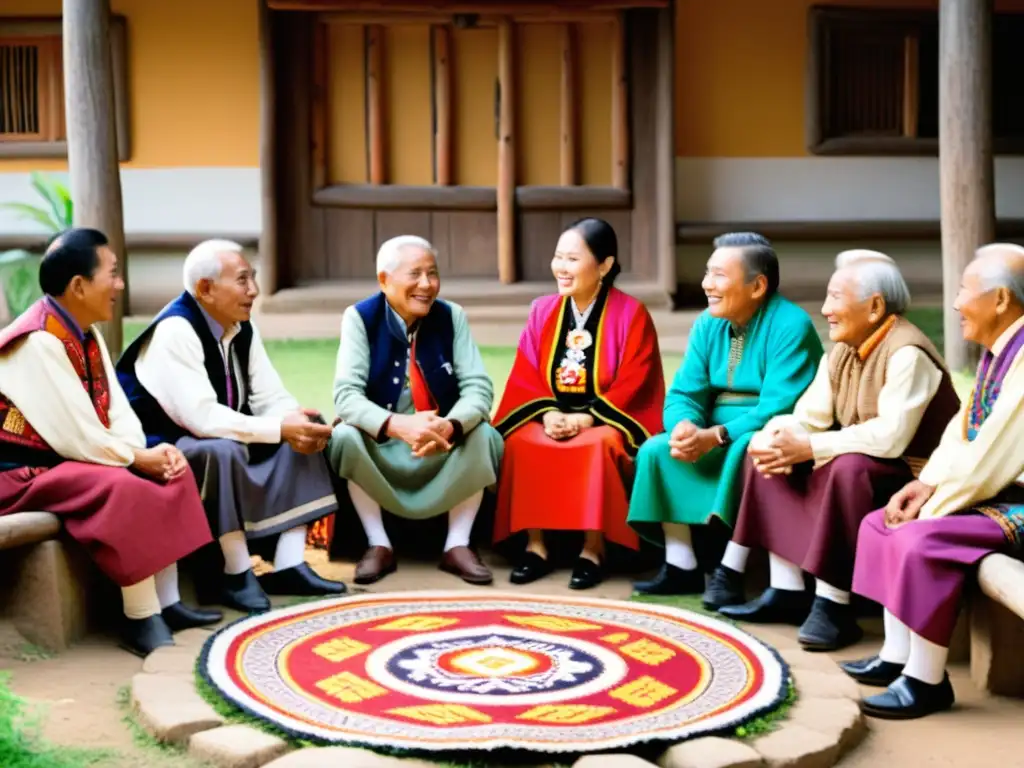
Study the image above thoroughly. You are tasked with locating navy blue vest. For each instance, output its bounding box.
[356,293,459,417]
[116,292,254,447]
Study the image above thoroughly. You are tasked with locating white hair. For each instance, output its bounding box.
[183,239,245,294]
[974,243,1024,306]
[834,249,911,315]
[376,235,437,276]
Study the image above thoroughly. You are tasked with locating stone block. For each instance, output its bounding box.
[752,723,840,768]
[131,671,224,744]
[776,647,840,675]
[575,756,658,768]
[143,643,202,679]
[970,590,1024,696]
[189,724,291,768]
[787,697,866,755]
[659,735,764,768]
[173,626,219,651]
[0,511,60,549]
[791,669,860,701]
[262,748,435,767]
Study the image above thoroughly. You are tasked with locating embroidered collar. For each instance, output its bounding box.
[992,313,1024,357]
[856,314,897,361]
[44,296,87,341]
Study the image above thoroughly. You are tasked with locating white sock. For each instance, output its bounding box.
[154,564,180,609]
[721,542,750,573]
[274,525,308,571]
[663,523,698,571]
[768,553,804,592]
[121,577,161,620]
[814,579,850,605]
[349,480,391,549]
[878,608,911,665]
[445,491,482,552]
[903,630,949,685]
[220,531,253,575]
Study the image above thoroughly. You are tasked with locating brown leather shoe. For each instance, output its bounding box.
[354,546,396,584]
[440,546,493,585]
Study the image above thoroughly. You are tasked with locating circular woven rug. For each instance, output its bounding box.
[199,591,788,754]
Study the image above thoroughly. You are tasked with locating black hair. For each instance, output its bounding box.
[567,217,622,287]
[38,228,109,297]
[712,231,780,296]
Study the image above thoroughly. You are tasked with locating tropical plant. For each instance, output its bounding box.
[0,172,73,320]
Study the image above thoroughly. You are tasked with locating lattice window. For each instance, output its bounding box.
[0,36,64,143]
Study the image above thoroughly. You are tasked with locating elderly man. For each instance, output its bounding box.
[841,243,1024,720]
[0,229,218,656]
[629,232,824,595]
[707,251,960,652]
[329,235,503,585]
[116,239,345,614]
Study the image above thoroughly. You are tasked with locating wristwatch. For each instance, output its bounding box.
[715,425,731,445]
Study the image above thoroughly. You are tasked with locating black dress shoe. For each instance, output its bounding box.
[840,655,904,687]
[860,674,955,720]
[162,602,223,632]
[633,563,705,596]
[510,551,555,585]
[260,562,348,596]
[120,615,174,658]
[569,558,604,590]
[222,568,271,613]
[718,588,812,625]
[702,565,745,609]
[797,596,864,652]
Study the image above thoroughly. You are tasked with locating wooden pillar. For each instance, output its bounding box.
[367,25,386,185]
[258,0,279,296]
[560,23,577,187]
[655,3,676,297]
[311,20,328,191]
[939,0,994,371]
[63,0,126,356]
[433,25,452,186]
[497,18,516,284]
[610,12,629,191]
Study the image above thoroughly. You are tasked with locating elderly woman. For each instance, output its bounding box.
[843,244,1024,720]
[708,250,960,653]
[628,233,823,596]
[492,218,665,590]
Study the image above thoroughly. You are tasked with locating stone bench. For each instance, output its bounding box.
[971,553,1024,696]
[0,511,98,652]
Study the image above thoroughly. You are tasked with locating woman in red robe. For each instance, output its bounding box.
[493,218,665,589]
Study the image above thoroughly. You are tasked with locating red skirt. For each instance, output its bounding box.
[493,423,638,550]
[0,463,213,586]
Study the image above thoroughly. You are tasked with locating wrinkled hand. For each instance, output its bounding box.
[543,411,578,440]
[388,411,452,457]
[749,427,812,476]
[669,421,717,462]
[885,480,935,527]
[133,443,188,483]
[281,410,334,454]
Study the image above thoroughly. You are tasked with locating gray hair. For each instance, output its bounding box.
[834,249,911,315]
[712,231,780,295]
[974,243,1024,306]
[183,239,244,294]
[376,235,437,276]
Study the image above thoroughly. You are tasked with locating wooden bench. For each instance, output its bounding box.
[970,553,1024,696]
[0,512,100,652]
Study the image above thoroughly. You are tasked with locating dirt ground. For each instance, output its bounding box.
[6,550,1024,768]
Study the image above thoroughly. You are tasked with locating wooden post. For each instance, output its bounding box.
[939,0,994,372]
[560,23,577,187]
[497,18,516,284]
[433,25,452,186]
[258,0,278,296]
[311,20,328,190]
[611,12,629,191]
[62,0,126,356]
[655,3,675,297]
[902,34,919,138]
[366,24,386,185]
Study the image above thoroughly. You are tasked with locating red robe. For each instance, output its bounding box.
[492,287,665,549]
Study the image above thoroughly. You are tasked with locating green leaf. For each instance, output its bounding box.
[0,249,35,266]
[28,172,71,230]
[0,202,60,233]
[0,259,42,316]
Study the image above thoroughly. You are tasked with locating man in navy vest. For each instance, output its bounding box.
[328,235,504,584]
[116,240,346,614]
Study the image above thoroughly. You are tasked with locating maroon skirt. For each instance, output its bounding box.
[0,463,213,586]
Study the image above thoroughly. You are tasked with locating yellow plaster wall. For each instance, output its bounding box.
[452,27,497,186]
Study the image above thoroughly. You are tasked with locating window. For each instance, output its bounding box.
[807,7,1024,155]
[0,18,130,159]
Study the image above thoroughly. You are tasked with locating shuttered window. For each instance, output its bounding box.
[0,36,64,143]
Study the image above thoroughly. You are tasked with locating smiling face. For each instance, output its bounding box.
[379,246,440,325]
[821,267,886,347]
[700,246,766,324]
[550,228,612,304]
[953,259,1008,348]
[67,244,124,325]
[196,250,259,326]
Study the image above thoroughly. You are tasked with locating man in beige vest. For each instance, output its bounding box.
[703,251,960,653]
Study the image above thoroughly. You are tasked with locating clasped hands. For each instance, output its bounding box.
[884,479,934,528]
[132,443,188,483]
[388,410,455,458]
[281,408,335,454]
[668,420,720,462]
[543,410,594,440]
[747,426,814,476]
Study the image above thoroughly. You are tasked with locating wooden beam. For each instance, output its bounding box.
[314,184,495,209]
[433,25,452,186]
[272,1,669,11]
[676,219,1024,244]
[610,11,629,190]
[319,11,619,24]
[497,18,516,283]
[62,0,126,355]
[559,23,577,186]
[311,20,328,189]
[939,0,994,371]
[366,24,386,184]
[516,186,630,210]
[902,33,919,138]
[258,0,279,296]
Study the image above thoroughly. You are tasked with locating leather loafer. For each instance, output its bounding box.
[440,546,493,585]
[354,546,397,585]
[718,588,812,625]
[798,596,863,652]
[860,673,955,720]
[162,601,223,632]
[569,558,604,590]
[633,563,704,596]
[120,614,174,658]
[840,654,904,687]
[222,568,272,613]
[510,551,554,585]
[260,562,348,596]
[703,564,745,609]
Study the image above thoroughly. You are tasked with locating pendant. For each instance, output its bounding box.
[566,328,593,351]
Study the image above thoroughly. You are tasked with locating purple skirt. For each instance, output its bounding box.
[732,453,912,589]
[852,509,1007,646]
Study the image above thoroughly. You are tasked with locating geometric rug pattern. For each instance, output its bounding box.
[198,591,789,754]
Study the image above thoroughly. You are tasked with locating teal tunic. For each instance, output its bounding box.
[627,294,823,538]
